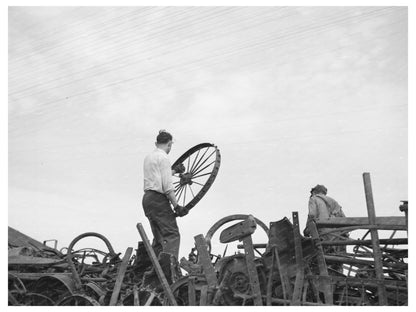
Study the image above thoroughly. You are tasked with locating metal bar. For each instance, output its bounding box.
[136,223,178,306]
[242,235,263,306]
[324,255,407,270]
[291,212,304,305]
[363,172,387,305]
[306,274,408,289]
[133,285,140,306]
[144,292,156,306]
[109,247,133,306]
[66,253,82,290]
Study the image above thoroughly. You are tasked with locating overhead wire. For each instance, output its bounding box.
[8,13,406,139]
[9,6,400,115]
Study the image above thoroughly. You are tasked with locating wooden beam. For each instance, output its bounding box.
[109,247,133,306]
[320,238,408,246]
[363,172,387,305]
[136,223,178,306]
[315,216,406,228]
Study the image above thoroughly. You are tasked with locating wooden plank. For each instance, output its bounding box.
[109,247,133,306]
[194,234,217,288]
[136,223,177,306]
[291,212,304,306]
[363,173,387,305]
[242,235,263,306]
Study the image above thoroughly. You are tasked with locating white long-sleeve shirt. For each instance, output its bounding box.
[143,148,174,195]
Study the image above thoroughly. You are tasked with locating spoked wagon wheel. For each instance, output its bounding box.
[172,143,220,210]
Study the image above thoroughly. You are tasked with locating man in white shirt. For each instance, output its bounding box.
[142,130,187,261]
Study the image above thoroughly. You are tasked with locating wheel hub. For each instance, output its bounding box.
[179,173,193,186]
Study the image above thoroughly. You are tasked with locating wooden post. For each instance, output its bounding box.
[291,212,304,305]
[307,220,333,304]
[188,276,196,306]
[194,234,217,288]
[110,247,133,305]
[242,235,263,306]
[194,234,217,305]
[362,172,387,305]
[136,223,178,306]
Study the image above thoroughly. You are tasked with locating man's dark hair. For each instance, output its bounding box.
[311,184,328,195]
[156,130,173,144]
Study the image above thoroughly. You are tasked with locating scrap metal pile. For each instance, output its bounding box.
[8,203,408,306]
[8,142,408,306]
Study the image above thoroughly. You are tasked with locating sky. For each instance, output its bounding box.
[7,6,408,260]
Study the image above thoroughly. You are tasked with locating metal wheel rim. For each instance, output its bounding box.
[172,143,220,210]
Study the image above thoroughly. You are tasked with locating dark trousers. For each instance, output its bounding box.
[142,191,180,260]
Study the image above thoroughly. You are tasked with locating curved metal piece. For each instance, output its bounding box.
[172,143,221,210]
[56,294,101,306]
[23,292,55,306]
[66,232,117,258]
[205,214,269,252]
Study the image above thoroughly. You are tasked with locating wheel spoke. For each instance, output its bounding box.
[191,172,212,179]
[187,154,191,172]
[183,185,187,206]
[189,149,201,174]
[192,181,205,187]
[191,148,216,175]
[189,185,195,198]
[192,160,216,177]
[173,181,180,185]
[176,185,185,200]
[190,147,209,174]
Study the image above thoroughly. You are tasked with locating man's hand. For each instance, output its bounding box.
[173,163,186,174]
[174,205,189,217]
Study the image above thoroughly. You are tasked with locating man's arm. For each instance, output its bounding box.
[166,190,178,208]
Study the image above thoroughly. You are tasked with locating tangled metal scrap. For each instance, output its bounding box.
[8,203,408,306]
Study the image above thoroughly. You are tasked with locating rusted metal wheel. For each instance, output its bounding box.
[56,294,100,306]
[163,275,207,306]
[8,273,27,305]
[22,293,55,306]
[33,274,75,303]
[216,254,267,306]
[172,143,220,210]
